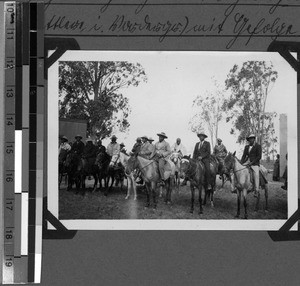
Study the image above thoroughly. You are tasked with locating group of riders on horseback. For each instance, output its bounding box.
[59,130,263,195]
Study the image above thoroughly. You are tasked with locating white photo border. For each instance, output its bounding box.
[47,50,298,231]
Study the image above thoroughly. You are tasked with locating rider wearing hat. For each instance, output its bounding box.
[106,135,120,157]
[120,142,127,154]
[139,136,154,159]
[148,137,154,144]
[82,138,98,166]
[131,137,142,155]
[240,134,262,197]
[71,135,85,156]
[153,132,171,184]
[192,132,211,188]
[213,138,228,174]
[59,136,71,154]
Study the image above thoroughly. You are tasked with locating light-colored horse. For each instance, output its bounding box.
[224,152,269,219]
[126,155,175,208]
[170,152,182,188]
[110,152,137,200]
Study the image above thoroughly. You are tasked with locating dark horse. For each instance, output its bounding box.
[59,149,68,188]
[80,157,99,194]
[64,152,82,193]
[95,151,111,190]
[204,156,219,207]
[179,157,205,214]
[126,155,174,208]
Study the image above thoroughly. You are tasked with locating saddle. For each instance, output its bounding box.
[246,165,268,191]
[155,159,175,180]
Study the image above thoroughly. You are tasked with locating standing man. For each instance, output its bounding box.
[139,135,155,159]
[153,132,171,185]
[171,138,187,156]
[240,134,262,197]
[213,138,228,174]
[106,135,120,157]
[192,132,211,189]
[71,135,85,156]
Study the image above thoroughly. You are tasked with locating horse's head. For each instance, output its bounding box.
[179,158,190,179]
[223,151,236,175]
[170,152,182,164]
[109,154,120,167]
[125,155,139,175]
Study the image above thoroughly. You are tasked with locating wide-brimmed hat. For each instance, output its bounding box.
[120,142,125,147]
[141,135,148,140]
[217,138,222,142]
[111,135,117,140]
[75,135,82,139]
[197,132,207,138]
[246,134,256,141]
[157,132,168,139]
[148,137,154,142]
[62,136,68,142]
[86,138,93,142]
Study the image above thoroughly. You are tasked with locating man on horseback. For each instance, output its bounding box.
[213,138,228,175]
[139,136,155,159]
[96,139,106,154]
[192,132,212,189]
[71,135,85,156]
[171,138,187,157]
[82,138,98,166]
[59,136,71,154]
[131,137,142,155]
[240,134,262,197]
[152,132,172,185]
[107,135,120,157]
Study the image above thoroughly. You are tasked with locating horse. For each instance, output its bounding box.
[223,152,269,219]
[80,157,99,194]
[117,152,137,200]
[126,155,175,209]
[179,157,205,214]
[95,151,110,189]
[104,153,126,196]
[204,157,218,207]
[64,152,82,193]
[211,154,228,188]
[170,152,182,189]
[59,149,68,188]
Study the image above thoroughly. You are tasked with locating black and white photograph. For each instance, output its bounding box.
[48,51,297,230]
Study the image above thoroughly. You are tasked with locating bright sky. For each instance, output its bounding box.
[58,51,297,157]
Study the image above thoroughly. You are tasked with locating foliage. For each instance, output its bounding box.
[59,61,147,138]
[189,79,225,146]
[223,61,278,145]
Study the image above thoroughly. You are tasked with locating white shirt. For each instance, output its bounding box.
[171,142,187,156]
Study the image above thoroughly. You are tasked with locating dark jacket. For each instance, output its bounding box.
[241,143,262,166]
[192,140,211,161]
[83,143,98,159]
[71,141,85,155]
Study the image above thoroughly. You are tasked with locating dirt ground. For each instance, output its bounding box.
[59,173,287,220]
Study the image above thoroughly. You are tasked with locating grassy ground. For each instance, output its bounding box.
[59,173,287,220]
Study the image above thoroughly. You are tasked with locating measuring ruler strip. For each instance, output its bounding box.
[3,1,16,284]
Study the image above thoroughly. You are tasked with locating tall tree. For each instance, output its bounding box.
[59,61,147,138]
[223,61,278,145]
[189,81,225,147]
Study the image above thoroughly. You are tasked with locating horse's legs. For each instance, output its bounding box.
[165,179,172,204]
[198,184,203,214]
[125,176,131,200]
[264,184,269,211]
[66,173,72,191]
[190,185,195,213]
[152,182,157,209]
[144,183,150,208]
[243,189,248,219]
[210,185,215,208]
[255,190,260,212]
[92,172,98,193]
[203,184,207,206]
[236,191,241,218]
